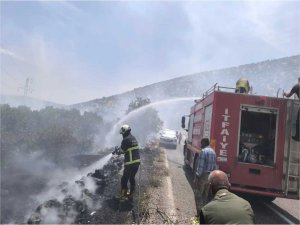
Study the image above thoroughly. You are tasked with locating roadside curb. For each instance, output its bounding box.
[162,147,178,222]
[140,146,178,224]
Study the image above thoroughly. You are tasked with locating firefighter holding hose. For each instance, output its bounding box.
[113,124,141,201]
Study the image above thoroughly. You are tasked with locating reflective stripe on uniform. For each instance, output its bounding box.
[125,159,141,165]
[126,146,140,165]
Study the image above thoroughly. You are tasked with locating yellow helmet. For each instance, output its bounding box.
[236,78,250,94]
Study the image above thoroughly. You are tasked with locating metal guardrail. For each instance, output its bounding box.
[277,88,284,98]
[202,83,218,99]
[199,83,238,101]
[217,86,236,92]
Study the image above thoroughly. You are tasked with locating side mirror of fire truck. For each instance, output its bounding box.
[181,116,186,129]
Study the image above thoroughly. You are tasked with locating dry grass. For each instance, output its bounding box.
[149,177,161,187]
[158,149,165,162]
[138,191,151,222]
[159,166,169,177]
[138,146,175,224]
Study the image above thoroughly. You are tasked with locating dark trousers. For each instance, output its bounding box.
[194,172,212,215]
[121,163,140,192]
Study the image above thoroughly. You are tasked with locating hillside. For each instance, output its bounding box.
[0,95,65,110]
[5,56,296,127]
[71,55,300,125]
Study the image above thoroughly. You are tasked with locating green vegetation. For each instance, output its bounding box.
[126,97,151,114]
[124,97,163,144]
[1,104,104,167]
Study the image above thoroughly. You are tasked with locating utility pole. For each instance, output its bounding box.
[24,78,30,96]
[19,77,33,96]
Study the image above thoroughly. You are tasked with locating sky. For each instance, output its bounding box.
[1,1,299,105]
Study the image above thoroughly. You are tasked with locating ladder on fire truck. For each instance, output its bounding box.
[284,100,300,198]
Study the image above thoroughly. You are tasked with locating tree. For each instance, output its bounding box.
[0,105,104,166]
[123,97,163,145]
[126,97,151,114]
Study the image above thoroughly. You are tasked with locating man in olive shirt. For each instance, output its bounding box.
[199,170,254,224]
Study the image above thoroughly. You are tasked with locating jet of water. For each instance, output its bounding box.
[76,153,112,180]
[104,96,201,147]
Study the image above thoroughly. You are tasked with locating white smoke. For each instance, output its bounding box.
[104,97,200,147]
[34,154,111,203]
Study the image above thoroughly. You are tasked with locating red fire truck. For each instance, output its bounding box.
[182,84,299,201]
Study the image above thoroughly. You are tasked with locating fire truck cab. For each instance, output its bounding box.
[182,84,299,200]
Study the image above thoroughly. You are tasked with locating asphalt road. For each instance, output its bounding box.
[163,142,300,224]
[162,143,197,224]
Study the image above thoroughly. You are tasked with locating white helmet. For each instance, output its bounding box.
[120,124,131,134]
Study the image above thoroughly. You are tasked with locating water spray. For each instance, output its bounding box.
[104,97,201,147]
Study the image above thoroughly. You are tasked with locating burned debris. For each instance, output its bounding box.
[27,156,123,224]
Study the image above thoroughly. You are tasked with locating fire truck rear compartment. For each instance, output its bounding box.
[238,106,277,167]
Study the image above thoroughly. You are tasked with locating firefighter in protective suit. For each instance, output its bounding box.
[235,78,250,94]
[115,125,140,201]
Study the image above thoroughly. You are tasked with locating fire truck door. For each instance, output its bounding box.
[232,105,281,189]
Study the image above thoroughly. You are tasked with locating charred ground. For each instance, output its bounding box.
[27,143,162,224]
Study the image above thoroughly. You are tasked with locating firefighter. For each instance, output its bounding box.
[199,170,254,224]
[283,77,300,142]
[117,124,141,201]
[235,78,250,94]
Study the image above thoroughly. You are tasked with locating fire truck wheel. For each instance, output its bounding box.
[184,150,189,167]
[183,146,190,168]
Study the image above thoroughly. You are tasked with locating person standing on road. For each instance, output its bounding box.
[178,131,182,145]
[193,138,217,215]
[199,170,254,224]
[116,124,141,201]
[283,77,300,142]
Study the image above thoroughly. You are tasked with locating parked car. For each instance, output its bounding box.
[159,129,177,149]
